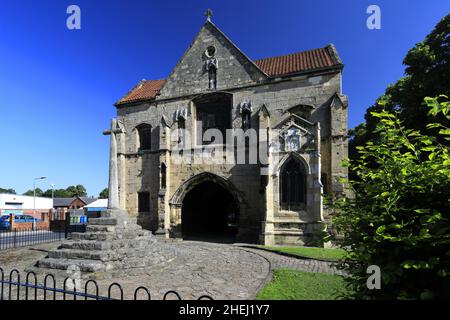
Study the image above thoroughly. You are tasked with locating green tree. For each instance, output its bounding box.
[41,188,71,198]
[65,185,87,197]
[53,189,71,198]
[0,188,16,194]
[350,14,450,168]
[23,188,43,197]
[99,188,109,199]
[333,96,450,300]
[52,189,72,198]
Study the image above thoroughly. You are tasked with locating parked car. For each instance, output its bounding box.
[0,215,10,230]
[16,215,43,223]
[0,214,43,230]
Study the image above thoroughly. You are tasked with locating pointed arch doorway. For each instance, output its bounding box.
[170,173,242,243]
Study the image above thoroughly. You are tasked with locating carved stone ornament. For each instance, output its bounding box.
[175,108,188,121]
[239,99,252,114]
[205,57,218,71]
[284,127,302,152]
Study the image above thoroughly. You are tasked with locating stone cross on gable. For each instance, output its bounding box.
[103,119,125,210]
[205,8,213,21]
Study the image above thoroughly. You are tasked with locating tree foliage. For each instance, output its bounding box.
[23,188,43,196]
[41,188,71,198]
[0,188,16,194]
[333,96,450,300]
[65,185,87,197]
[23,185,88,198]
[350,14,450,172]
[99,188,109,199]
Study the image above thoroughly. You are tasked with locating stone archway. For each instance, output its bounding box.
[169,172,243,242]
[182,181,239,241]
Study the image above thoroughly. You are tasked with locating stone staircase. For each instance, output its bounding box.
[34,211,177,276]
[268,212,325,246]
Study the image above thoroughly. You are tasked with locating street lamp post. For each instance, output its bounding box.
[33,176,47,230]
[51,184,55,202]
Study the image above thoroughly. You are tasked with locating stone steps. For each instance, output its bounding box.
[60,235,156,251]
[271,230,306,236]
[85,224,144,233]
[37,258,110,273]
[48,246,162,262]
[60,240,111,251]
[88,217,138,226]
[36,209,175,275]
[71,229,151,241]
[48,249,109,261]
[85,225,116,233]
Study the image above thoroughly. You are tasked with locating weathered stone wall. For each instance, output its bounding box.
[158,22,266,99]
[116,69,347,243]
[115,21,348,244]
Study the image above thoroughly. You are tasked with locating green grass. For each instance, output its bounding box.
[261,246,346,262]
[257,269,351,300]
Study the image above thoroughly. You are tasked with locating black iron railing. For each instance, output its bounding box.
[0,268,213,300]
[0,228,66,251]
[0,212,92,251]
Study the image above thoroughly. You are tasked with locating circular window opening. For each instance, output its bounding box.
[205,46,216,58]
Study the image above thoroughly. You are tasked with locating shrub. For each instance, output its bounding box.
[333,96,450,300]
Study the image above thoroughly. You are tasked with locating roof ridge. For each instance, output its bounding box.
[254,46,330,62]
[115,79,147,105]
[116,44,343,106]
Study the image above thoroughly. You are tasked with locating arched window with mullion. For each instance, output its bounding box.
[280,157,306,209]
[161,163,167,189]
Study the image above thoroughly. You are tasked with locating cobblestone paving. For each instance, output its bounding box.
[235,245,347,276]
[0,240,345,300]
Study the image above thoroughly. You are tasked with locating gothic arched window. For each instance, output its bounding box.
[161,163,167,189]
[280,157,306,209]
[137,124,152,151]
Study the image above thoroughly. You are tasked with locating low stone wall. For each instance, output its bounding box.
[11,221,49,231]
[9,213,50,231]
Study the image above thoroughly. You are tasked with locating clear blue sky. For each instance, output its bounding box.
[0,0,448,196]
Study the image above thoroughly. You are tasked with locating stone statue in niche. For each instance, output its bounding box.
[174,108,188,121]
[205,46,218,89]
[239,99,252,130]
[174,108,187,146]
[284,128,302,152]
[206,59,218,89]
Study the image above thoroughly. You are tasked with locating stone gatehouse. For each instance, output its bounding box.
[112,16,348,246]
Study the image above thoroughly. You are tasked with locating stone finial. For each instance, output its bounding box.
[205,8,213,22]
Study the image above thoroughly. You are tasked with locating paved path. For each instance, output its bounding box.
[0,240,345,300]
[235,245,346,276]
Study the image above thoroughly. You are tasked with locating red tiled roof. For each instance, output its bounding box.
[116,46,342,106]
[254,46,340,77]
[116,79,166,105]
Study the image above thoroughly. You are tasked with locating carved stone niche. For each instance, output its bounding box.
[284,127,303,152]
[239,99,252,114]
[273,113,315,153]
[204,46,218,71]
[203,45,219,90]
[239,99,253,130]
[174,108,188,121]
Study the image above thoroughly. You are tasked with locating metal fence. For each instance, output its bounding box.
[0,212,89,251]
[0,228,66,251]
[0,268,213,300]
